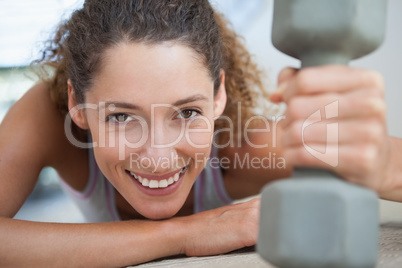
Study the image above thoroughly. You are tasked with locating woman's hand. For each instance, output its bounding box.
[177,198,260,257]
[271,65,393,195]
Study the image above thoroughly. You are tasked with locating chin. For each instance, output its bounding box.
[146,211,177,220]
[131,197,185,220]
[140,205,182,220]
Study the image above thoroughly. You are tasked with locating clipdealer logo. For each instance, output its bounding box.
[302,100,339,167]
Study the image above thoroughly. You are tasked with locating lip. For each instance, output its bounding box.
[128,167,184,181]
[126,167,187,197]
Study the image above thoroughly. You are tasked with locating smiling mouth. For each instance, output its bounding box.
[127,166,188,189]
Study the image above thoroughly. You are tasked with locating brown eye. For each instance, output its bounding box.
[177,109,199,119]
[108,113,131,123]
[116,114,128,122]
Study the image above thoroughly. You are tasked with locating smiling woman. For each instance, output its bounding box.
[0,0,288,266]
[1,0,401,267]
[75,42,225,220]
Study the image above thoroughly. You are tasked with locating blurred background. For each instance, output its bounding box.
[1,0,401,222]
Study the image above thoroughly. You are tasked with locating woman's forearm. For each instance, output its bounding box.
[0,196,260,266]
[0,217,185,267]
[379,136,402,202]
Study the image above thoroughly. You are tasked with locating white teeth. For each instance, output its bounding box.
[168,177,174,185]
[149,180,159,188]
[130,168,187,189]
[159,180,168,188]
[173,172,179,182]
[142,178,149,187]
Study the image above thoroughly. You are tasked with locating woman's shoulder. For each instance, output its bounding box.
[1,82,89,190]
[217,117,291,187]
[218,117,279,164]
[1,82,65,155]
[0,82,90,216]
[6,82,67,153]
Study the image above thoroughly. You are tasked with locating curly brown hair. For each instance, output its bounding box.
[33,0,271,145]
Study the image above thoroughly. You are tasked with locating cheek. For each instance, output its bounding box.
[88,124,130,179]
[91,121,150,156]
[114,126,149,154]
[184,117,214,149]
[92,146,121,184]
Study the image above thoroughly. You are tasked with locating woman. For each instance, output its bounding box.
[0,0,400,266]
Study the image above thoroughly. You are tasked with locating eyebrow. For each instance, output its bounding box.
[172,94,209,107]
[102,94,209,111]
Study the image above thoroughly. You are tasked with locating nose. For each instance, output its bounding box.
[136,123,182,173]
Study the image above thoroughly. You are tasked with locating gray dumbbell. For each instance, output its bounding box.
[257,1,388,268]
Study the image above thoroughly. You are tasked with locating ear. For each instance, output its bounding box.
[68,79,89,130]
[213,70,227,120]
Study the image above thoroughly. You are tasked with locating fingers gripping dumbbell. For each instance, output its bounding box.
[257,1,388,268]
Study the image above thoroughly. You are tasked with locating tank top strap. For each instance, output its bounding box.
[193,145,233,213]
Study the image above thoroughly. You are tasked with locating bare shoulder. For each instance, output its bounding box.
[0,83,62,169]
[0,82,88,217]
[218,117,291,199]
[1,82,87,167]
[219,117,288,173]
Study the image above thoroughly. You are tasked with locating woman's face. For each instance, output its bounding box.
[72,42,226,219]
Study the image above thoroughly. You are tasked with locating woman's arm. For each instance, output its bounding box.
[0,82,88,217]
[0,83,56,217]
[0,199,259,267]
[0,217,182,266]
